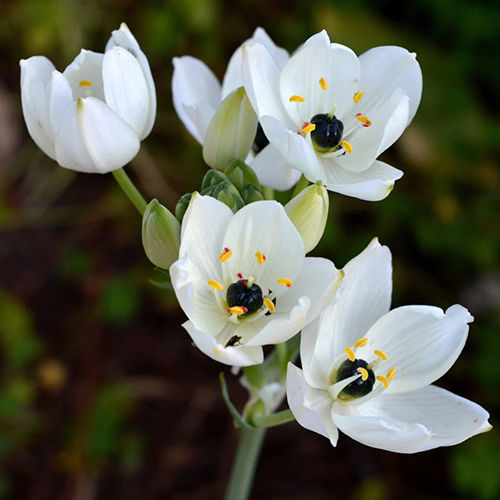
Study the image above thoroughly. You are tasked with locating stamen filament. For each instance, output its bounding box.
[264,298,275,314]
[319,77,328,90]
[227,306,248,316]
[386,368,396,381]
[344,347,356,362]
[342,140,353,153]
[219,247,232,262]
[357,367,369,381]
[353,90,364,103]
[376,375,389,388]
[374,349,388,361]
[289,95,305,103]
[277,278,293,288]
[255,251,266,264]
[207,279,223,290]
[354,337,368,348]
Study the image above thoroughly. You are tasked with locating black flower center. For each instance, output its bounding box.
[226,279,264,316]
[310,113,344,153]
[335,358,375,401]
[252,123,269,155]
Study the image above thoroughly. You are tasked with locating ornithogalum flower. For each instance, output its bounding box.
[169,193,343,366]
[242,31,422,201]
[20,23,156,173]
[172,27,302,190]
[286,239,491,453]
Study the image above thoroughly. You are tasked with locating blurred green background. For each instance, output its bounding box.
[0,0,498,498]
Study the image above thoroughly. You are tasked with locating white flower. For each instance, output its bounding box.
[20,23,156,173]
[172,27,302,190]
[286,238,491,453]
[242,31,423,201]
[169,193,343,367]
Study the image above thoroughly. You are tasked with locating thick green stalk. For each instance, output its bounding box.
[225,427,266,500]
[253,409,295,428]
[111,168,147,215]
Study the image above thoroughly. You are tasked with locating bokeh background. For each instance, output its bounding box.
[0,0,499,498]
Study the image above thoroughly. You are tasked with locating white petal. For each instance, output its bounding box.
[334,385,491,453]
[20,56,56,158]
[301,238,391,387]
[286,364,339,445]
[183,320,263,367]
[222,27,289,100]
[249,144,302,190]
[320,160,403,201]
[355,304,473,393]
[63,49,105,101]
[45,71,73,138]
[172,56,221,143]
[242,44,293,127]
[54,97,140,173]
[280,37,360,125]
[103,46,150,138]
[334,90,409,173]
[179,193,233,280]
[359,46,422,125]
[221,200,304,294]
[259,115,322,181]
[106,23,156,137]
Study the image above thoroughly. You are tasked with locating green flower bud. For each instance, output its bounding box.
[240,183,265,204]
[201,169,228,191]
[202,87,258,170]
[175,192,193,222]
[142,199,181,270]
[285,181,329,252]
[224,160,260,192]
[212,180,245,213]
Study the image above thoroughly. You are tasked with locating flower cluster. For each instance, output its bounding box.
[20,24,490,455]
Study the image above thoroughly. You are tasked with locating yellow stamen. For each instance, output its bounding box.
[207,279,223,290]
[386,368,396,381]
[255,251,266,264]
[219,248,232,262]
[344,347,356,362]
[277,278,293,288]
[227,306,247,316]
[357,367,369,381]
[289,95,305,103]
[79,80,92,87]
[264,298,275,314]
[353,90,364,103]
[376,375,389,388]
[374,349,388,361]
[342,140,353,154]
[319,77,328,90]
[356,114,372,127]
[354,337,368,348]
[301,123,316,134]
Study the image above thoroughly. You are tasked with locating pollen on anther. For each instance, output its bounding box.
[342,140,353,153]
[354,337,368,348]
[353,90,364,103]
[79,80,93,87]
[237,273,243,279]
[376,375,389,388]
[219,247,232,262]
[374,349,388,361]
[301,122,316,134]
[227,306,248,316]
[289,95,305,103]
[255,251,266,264]
[356,114,372,127]
[319,77,328,90]
[207,279,223,290]
[264,298,275,314]
[357,367,369,381]
[344,347,356,362]
[386,368,396,381]
[277,278,293,288]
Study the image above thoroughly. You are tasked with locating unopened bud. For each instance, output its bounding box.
[224,160,260,192]
[202,87,258,170]
[142,199,181,269]
[175,192,193,221]
[285,181,329,252]
[240,183,265,204]
[201,169,228,191]
[212,180,245,213]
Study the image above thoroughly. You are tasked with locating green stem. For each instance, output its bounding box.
[111,168,147,215]
[225,427,266,500]
[253,409,295,428]
[262,186,274,200]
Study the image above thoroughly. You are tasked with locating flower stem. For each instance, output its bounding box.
[225,427,266,500]
[253,409,295,428]
[111,168,147,215]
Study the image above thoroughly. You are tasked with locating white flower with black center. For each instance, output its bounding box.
[286,238,491,453]
[169,194,343,367]
[242,31,423,201]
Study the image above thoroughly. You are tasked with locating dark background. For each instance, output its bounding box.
[0,0,498,498]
